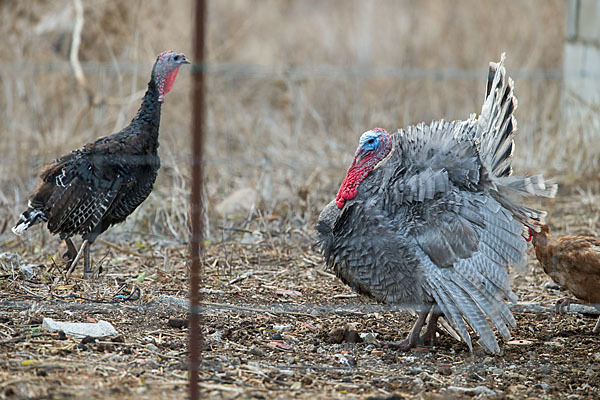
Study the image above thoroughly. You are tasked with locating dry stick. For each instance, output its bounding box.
[65,239,88,278]
[70,0,88,93]
[96,239,159,258]
[201,301,314,317]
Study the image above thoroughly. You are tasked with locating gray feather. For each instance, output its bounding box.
[316,55,556,354]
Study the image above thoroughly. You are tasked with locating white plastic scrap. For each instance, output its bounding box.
[42,318,118,338]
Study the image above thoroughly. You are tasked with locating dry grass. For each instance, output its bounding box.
[0,0,596,246]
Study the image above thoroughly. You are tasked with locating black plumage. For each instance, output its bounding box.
[13,51,189,277]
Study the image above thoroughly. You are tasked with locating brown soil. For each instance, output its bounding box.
[1,191,599,399]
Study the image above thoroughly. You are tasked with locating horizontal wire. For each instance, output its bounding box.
[0,61,597,81]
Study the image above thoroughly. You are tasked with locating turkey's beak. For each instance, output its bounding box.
[180,54,190,64]
[353,149,368,166]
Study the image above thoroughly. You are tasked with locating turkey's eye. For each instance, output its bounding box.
[367,138,375,144]
[174,55,181,61]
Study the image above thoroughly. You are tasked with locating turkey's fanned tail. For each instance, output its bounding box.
[476,53,517,178]
[476,54,557,229]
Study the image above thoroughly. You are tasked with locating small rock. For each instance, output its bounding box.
[332,353,354,367]
[327,327,345,344]
[81,336,96,345]
[438,365,453,376]
[145,343,159,352]
[444,386,496,397]
[344,329,362,344]
[360,332,379,344]
[75,343,88,351]
[534,383,549,392]
[412,377,424,386]
[301,376,313,386]
[57,330,67,340]
[346,355,357,367]
[168,318,188,329]
[19,264,41,279]
[272,332,282,340]
[273,324,292,332]
[111,335,125,343]
[249,345,265,356]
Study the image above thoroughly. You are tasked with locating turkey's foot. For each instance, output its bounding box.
[420,312,442,345]
[555,297,577,313]
[384,310,430,351]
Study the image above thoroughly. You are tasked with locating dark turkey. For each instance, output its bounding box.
[317,55,557,354]
[13,50,189,278]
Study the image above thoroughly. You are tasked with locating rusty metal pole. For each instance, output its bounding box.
[189,0,206,399]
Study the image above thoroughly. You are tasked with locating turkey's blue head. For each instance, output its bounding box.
[336,128,392,209]
[152,51,190,102]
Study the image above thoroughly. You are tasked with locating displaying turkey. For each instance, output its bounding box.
[13,50,189,278]
[316,55,557,354]
[529,225,600,333]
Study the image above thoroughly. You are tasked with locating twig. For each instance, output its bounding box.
[315,269,336,279]
[0,332,50,346]
[65,239,88,278]
[70,0,96,104]
[97,239,161,258]
[202,301,314,317]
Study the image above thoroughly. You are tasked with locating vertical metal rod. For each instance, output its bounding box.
[190,0,206,399]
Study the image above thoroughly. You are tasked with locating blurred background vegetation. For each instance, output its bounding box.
[0,0,594,246]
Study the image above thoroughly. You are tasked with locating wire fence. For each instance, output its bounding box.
[2,61,600,81]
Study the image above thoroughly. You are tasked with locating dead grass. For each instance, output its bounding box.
[0,0,586,246]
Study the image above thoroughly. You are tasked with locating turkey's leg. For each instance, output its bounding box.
[62,238,77,266]
[83,243,92,279]
[394,310,429,350]
[420,312,442,345]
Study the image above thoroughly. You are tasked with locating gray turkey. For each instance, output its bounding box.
[316,55,557,354]
[13,50,189,278]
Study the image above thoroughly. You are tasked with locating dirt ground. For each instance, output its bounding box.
[1,187,600,400]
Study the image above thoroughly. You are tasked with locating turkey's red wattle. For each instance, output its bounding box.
[336,163,371,208]
[336,129,392,209]
[156,68,182,102]
[163,68,181,97]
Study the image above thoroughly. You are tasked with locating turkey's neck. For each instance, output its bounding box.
[130,79,163,144]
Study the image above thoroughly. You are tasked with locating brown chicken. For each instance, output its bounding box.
[529,225,600,333]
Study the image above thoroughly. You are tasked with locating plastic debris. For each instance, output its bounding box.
[42,318,118,338]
